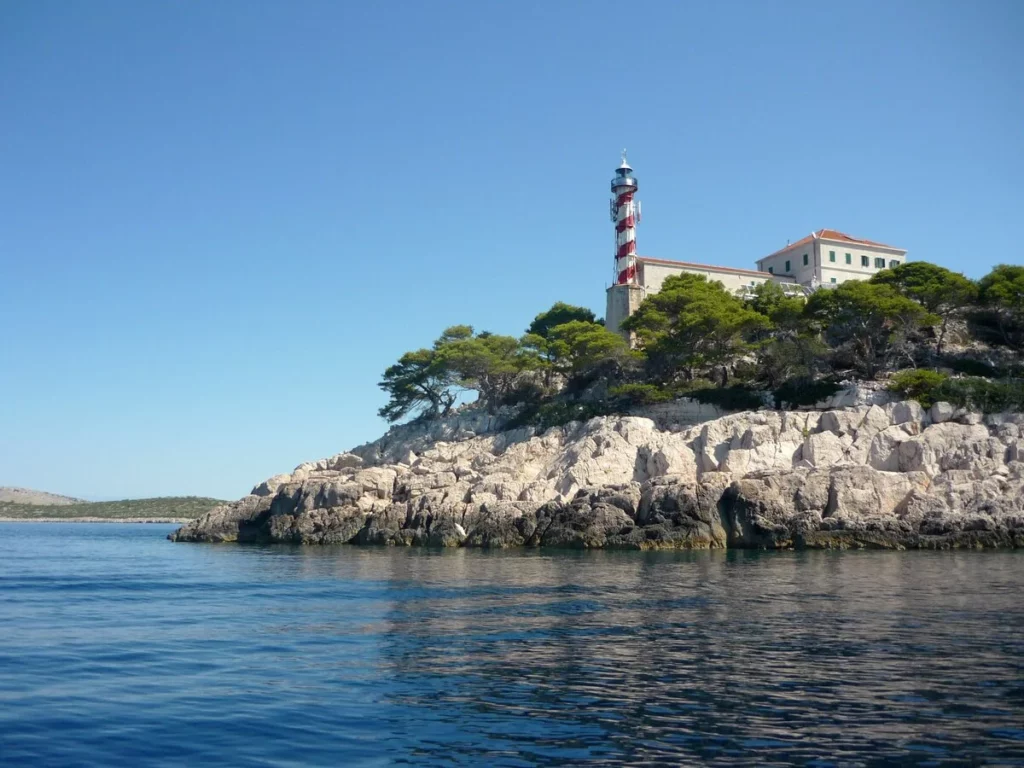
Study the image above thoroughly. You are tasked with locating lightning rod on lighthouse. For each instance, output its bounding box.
[611,150,640,285]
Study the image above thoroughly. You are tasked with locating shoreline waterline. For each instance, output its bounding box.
[0,517,191,523]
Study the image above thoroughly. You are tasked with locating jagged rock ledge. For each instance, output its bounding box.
[170,387,1024,550]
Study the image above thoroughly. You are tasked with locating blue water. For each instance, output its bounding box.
[1,524,1022,766]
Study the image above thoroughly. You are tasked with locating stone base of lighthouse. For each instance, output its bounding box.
[605,283,645,345]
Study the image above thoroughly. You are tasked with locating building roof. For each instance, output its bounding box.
[637,256,784,280]
[758,229,906,262]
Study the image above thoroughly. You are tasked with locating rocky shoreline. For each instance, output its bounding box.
[170,386,1024,550]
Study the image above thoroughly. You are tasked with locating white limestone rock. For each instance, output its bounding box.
[172,397,1024,549]
[251,474,292,497]
[930,401,955,424]
[803,431,847,468]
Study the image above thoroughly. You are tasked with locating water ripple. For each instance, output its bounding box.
[0,524,1022,766]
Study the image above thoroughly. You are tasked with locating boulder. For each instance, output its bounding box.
[867,425,909,471]
[426,519,467,547]
[251,474,291,497]
[930,401,955,424]
[327,453,364,470]
[803,431,846,468]
[537,498,635,549]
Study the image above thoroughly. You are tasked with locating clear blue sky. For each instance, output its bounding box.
[1,1,1021,500]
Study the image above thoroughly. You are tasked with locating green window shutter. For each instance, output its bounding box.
[829,250,836,262]
[845,253,851,264]
[861,255,869,267]
[785,260,790,272]
[803,253,808,266]
[830,277,837,283]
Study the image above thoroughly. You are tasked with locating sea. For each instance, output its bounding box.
[0,523,1022,767]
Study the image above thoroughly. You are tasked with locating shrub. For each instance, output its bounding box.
[941,355,1024,379]
[611,380,769,412]
[608,382,674,406]
[888,369,949,408]
[935,377,1024,413]
[514,400,619,431]
[685,383,765,411]
[941,356,999,378]
[773,378,842,408]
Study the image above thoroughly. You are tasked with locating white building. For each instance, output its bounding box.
[600,158,910,337]
[638,256,798,298]
[755,229,908,288]
[606,255,806,338]
[606,230,909,338]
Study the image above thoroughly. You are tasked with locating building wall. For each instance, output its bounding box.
[605,283,645,340]
[759,238,908,286]
[815,240,907,286]
[757,242,817,284]
[639,260,788,296]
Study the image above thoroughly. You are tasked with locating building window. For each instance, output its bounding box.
[830,277,837,283]
[768,266,774,274]
[845,253,852,264]
[829,250,836,262]
[861,255,870,267]
[875,257,886,268]
[890,259,900,268]
[785,260,790,272]
[803,253,809,266]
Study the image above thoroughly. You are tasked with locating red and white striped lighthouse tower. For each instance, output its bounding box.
[610,150,641,285]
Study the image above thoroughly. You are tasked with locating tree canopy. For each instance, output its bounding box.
[524,320,629,387]
[745,281,805,331]
[377,347,459,423]
[378,260,1023,426]
[805,280,938,377]
[526,302,599,338]
[871,262,977,353]
[622,274,769,384]
[979,264,1024,348]
[436,328,531,413]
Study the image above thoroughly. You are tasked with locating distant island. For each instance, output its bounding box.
[0,487,85,506]
[0,491,225,523]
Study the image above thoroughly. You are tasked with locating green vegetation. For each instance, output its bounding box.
[377,262,1024,427]
[622,274,769,386]
[873,262,977,354]
[0,497,224,520]
[979,264,1024,347]
[888,369,950,408]
[888,370,1024,412]
[772,379,843,409]
[805,280,939,378]
[936,376,1024,413]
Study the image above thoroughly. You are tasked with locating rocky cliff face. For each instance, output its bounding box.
[170,391,1024,550]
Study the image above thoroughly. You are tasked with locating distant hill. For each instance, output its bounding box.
[0,496,225,521]
[0,487,85,505]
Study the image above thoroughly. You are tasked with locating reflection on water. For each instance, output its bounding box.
[0,524,1022,766]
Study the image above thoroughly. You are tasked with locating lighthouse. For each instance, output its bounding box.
[605,151,645,341]
[611,151,640,285]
